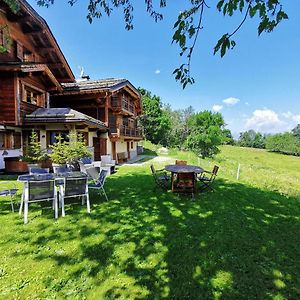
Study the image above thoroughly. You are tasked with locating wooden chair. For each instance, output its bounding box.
[150,164,170,190]
[173,172,195,198]
[175,160,187,165]
[197,165,219,191]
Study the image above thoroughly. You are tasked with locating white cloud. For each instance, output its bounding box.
[212,105,223,112]
[223,97,240,106]
[245,102,250,106]
[282,111,300,123]
[154,69,161,75]
[245,109,287,133]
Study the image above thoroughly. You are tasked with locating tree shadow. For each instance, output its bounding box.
[0,172,299,299]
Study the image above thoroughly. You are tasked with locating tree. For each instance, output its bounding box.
[164,105,194,148]
[222,128,234,145]
[7,0,288,88]
[139,88,171,146]
[21,130,46,163]
[238,130,266,148]
[186,110,226,158]
[292,124,300,139]
[266,132,300,156]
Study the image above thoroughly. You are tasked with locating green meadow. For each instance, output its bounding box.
[0,145,299,299]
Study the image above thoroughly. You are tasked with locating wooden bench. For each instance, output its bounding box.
[117,152,128,163]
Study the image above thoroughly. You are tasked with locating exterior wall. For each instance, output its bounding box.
[0,10,43,64]
[0,73,16,125]
[0,126,22,170]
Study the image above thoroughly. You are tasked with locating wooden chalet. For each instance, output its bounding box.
[51,78,143,162]
[0,0,142,172]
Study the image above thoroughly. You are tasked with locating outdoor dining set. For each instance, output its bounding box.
[150,160,219,198]
[1,163,109,224]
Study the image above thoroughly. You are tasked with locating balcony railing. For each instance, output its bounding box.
[111,97,135,115]
[109,125,142,138]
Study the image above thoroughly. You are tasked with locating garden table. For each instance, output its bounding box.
[18,172,88,215]
[165,164,204,193]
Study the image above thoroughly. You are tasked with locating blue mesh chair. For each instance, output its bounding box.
[29,167,50,175]
[20,177,58,224]
[0,181,18,212]
[59,176,90,216]
[88,169,108,201]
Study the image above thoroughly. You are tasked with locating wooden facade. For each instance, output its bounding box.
[51,79,143,161]
[0,0,142,171]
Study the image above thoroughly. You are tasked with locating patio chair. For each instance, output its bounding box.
[88,169,108,201]
[59,176,90,216]
[0,181,18,212]
[175,160,187,165]
[197,165,219,191]
[150,164,170,190]
[173,172,196,198]
[85,166,101,182]
[53,165,72,174]
[101,155,116,174]
[29,167,49,175]
[20,178,58,224]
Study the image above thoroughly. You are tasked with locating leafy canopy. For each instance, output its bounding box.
[7,0,287,88]
[186,110,226,158]
[139,88,171,146]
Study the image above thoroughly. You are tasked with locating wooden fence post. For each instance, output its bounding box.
[236,163,241,180]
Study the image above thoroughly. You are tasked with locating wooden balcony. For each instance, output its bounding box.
[111,97,135,116]
[109,125,142,139]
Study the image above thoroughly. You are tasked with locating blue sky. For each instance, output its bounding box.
[28,0,300,137]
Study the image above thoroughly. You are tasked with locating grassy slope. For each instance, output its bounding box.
[0,145,299,299]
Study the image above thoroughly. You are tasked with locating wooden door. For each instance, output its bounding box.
[112,141,116,160]
[127,141,131,159]
[93,137,107,160]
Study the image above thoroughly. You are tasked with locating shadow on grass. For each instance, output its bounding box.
[0,172,299,299]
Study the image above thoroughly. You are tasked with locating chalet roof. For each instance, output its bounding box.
[58,78,141,98]
[1,0,75,82]
[24,108,107,130]
[0,62,61,90]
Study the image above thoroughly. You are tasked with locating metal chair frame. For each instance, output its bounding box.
[88,169,108,201]
[0,181,18,212]
[19,178,58,224]
[59,176,90,216]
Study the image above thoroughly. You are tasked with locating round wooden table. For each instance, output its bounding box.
[165,164,204,174]
[165,165,204,193]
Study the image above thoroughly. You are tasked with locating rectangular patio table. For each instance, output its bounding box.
[165,164,204,193]
[18,172,88,215]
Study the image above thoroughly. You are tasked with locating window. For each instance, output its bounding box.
[16,41,23,61]
[47,131,69,146]
[23,86,43,106]
[0,131,13,149]
[0,25,12,53]
[131,142,134,149]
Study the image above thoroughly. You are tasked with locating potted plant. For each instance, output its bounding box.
[67,132,92,171]
[20,130,47,168]
[49,132,92,172]
[48,134,69,172]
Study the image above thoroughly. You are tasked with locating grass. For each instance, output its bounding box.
[0,145,300,299]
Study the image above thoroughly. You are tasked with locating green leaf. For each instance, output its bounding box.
[217,0,225,12]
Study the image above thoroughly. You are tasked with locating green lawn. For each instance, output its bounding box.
[0,146,299,299]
